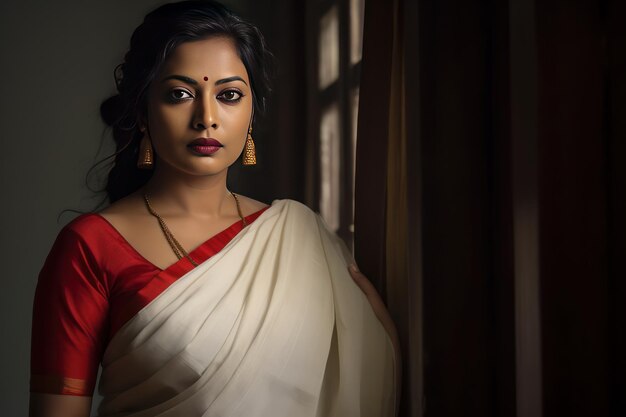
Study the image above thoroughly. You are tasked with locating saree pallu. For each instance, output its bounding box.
[98,199,396,417]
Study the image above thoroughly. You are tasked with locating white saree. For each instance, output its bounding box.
[97,199,396,417]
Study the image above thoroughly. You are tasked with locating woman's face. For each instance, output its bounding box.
[145,36,253,177]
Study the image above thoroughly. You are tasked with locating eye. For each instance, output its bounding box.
[168,89,193,102]
[218,89,244,103]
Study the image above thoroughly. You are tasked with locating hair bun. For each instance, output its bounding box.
[100,94,124,127]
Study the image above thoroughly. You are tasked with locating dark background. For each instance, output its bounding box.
[1,0,623,416]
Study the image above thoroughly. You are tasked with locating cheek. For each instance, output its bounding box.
[226,113,250,135]
[150,106,188,137]
[223,104,253,133]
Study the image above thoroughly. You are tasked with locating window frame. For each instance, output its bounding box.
[305,0,363,250]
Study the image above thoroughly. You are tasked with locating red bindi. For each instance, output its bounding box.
[203,76,208,81]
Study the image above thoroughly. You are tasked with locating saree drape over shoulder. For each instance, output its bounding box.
[99,199,395,416]
[33,199,396,416]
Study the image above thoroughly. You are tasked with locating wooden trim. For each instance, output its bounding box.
[337,0,354,246]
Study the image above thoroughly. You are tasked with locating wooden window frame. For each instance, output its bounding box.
[305,0,363,250]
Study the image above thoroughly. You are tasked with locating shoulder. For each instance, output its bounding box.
[282,198,316,213]
[235,197,317,223]
[96,190,146,224]
[63,212,108,238]
[278,200,340,236]
[41,214,108,281]
[43,214,111,263]
[234,194,270,216]
[55,194,143,253]
[270,198,321,223]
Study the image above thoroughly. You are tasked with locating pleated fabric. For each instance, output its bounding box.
[98,199,396,417]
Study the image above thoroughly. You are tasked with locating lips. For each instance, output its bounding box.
[188,138,222,147]
[187,138,223,155]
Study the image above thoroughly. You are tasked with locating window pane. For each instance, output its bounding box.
[350,87,359,232]
[319,5,339,89]
[350,0,365,65]
[320,103,341,232]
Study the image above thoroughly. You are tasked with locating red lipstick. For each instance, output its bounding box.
[188,138,223,155]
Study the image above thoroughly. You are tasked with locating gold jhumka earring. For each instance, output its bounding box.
[242,126,256,165]
[137,128,154,169]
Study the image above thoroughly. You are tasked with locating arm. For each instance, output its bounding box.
[29,393,92,417]
[348,264,402,416]
[30,224,108,416]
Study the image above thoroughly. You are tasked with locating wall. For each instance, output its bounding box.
[0,0,245,414]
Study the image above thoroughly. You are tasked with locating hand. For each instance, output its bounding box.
[348,263,402,414]
[347,264,399,350]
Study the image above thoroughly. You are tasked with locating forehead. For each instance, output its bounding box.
[161,36,249,82]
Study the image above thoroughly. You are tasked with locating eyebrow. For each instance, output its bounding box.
[215,76,248,86]
[161,75,248,86]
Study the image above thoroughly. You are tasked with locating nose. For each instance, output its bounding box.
[193,96,218,131]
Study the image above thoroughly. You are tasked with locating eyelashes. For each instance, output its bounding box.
[169,89,193,101]
[217,89,244,102]
[167,88,245,104]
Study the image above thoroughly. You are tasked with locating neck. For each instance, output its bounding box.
[141,163,234,219]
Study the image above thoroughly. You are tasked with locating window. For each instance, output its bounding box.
[307,0,365,249]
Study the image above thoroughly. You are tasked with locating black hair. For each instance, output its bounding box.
[96,0,273,204]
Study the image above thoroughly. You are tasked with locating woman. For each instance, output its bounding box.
[29,1,399,416]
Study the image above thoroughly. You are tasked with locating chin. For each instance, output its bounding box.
[155,157,229,178]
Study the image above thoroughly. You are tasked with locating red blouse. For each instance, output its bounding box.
[30,207,269,397]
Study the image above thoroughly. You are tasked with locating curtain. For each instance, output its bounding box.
[354,0,422,415]
[354,0,625,416]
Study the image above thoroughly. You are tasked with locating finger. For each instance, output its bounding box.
[345,267,398,341]
[348,265,371,289]
[347,266,380,299]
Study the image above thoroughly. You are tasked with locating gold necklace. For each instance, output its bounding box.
[143,191,247,267]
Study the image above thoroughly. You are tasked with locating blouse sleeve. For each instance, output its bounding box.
[30,225,109,397]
